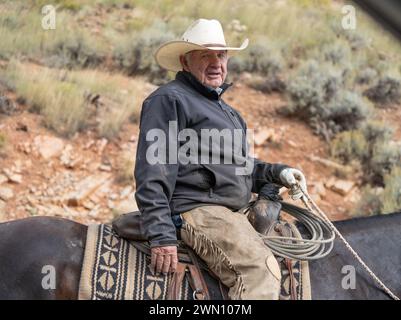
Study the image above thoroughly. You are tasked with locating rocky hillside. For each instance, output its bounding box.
[1,0,400,225]
[0,66,363,225]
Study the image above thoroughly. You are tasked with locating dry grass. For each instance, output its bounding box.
[0,132,6,155]
[380,166,401,214]
[2,60,145,137]
[115,149,135,186]
[0,2,107,66]
[2,0,400,83]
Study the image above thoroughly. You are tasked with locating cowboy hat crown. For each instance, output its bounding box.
[155,18,248,72]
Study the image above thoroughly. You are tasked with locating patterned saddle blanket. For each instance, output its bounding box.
[78,223,311,300]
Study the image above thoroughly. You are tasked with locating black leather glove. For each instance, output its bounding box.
[258,183,283,202]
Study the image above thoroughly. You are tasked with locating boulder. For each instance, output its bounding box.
[325,178,355,196]
[309,181,326,198]
[0,174,8,184]
[8,173,22,184]
[3,168,22,184]
[253,128,277,146]
[120,186,133,199]
[33,135,65,159]
[60,144,82,169]
[114,197,139,215]
[65,173,111,206]
[95,138,108,155]
[344,188,361,203]
[308,155,351,173]
[99,164,112,172]
[0,186,14,201]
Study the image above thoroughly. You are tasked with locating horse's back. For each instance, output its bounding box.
[0,216,87,299]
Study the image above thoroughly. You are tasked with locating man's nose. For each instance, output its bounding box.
[208,55,221,67]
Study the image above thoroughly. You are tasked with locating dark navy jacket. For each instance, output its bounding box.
[134,71,289,247]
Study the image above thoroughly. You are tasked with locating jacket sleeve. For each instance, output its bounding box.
[251,158,290,193]
[134,94,180,248]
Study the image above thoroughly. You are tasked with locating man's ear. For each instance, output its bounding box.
[179,54,190,72]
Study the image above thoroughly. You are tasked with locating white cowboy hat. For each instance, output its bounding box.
[154,18,249,72]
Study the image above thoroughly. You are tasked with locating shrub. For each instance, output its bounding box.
[356,166,401,215]
[246,43,283,76]
[284,60,370,140]
[363,76,401,106]
[380,166,401,213]
[369,143,401,186]
[355,67,378,85]
[330,129,367,163]
[45,28,106,69]
[33,0,83,11]
[246,75,286,94]
[112,20,176,85]
[228,55,248,74]
[354,186,383,217]
[229,40,284,77]
[228,39,286,94]
[331,121,401,186]
[321,42,351,65]
[323,90,370,132]
[329,23,370,51]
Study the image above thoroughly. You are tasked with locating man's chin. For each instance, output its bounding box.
[205,79,223,88]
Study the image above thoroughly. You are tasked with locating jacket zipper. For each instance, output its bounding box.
[216,99,251,189]
[217,100,244,132]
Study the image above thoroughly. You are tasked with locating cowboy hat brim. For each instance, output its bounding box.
[154,38,249,72]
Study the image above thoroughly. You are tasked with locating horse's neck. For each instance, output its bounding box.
[333,211,401,238]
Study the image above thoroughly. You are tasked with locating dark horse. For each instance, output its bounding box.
[0,206,400,300]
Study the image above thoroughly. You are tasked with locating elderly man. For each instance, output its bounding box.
[134,19,307,299]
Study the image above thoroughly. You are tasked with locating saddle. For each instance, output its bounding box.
[112,212,227,300]
[111,204,311,300]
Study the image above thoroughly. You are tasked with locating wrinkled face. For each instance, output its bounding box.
[179,49,228,88]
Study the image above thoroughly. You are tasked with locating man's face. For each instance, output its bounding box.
[180,49,228,88]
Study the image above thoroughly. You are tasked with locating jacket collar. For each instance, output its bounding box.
[176,70,232,100]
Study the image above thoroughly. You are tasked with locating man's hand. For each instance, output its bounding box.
[279,168,307,200]
[150,245,178,275]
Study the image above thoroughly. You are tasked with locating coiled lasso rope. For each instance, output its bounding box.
[260,201,335,261]
[262,183,399,300]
